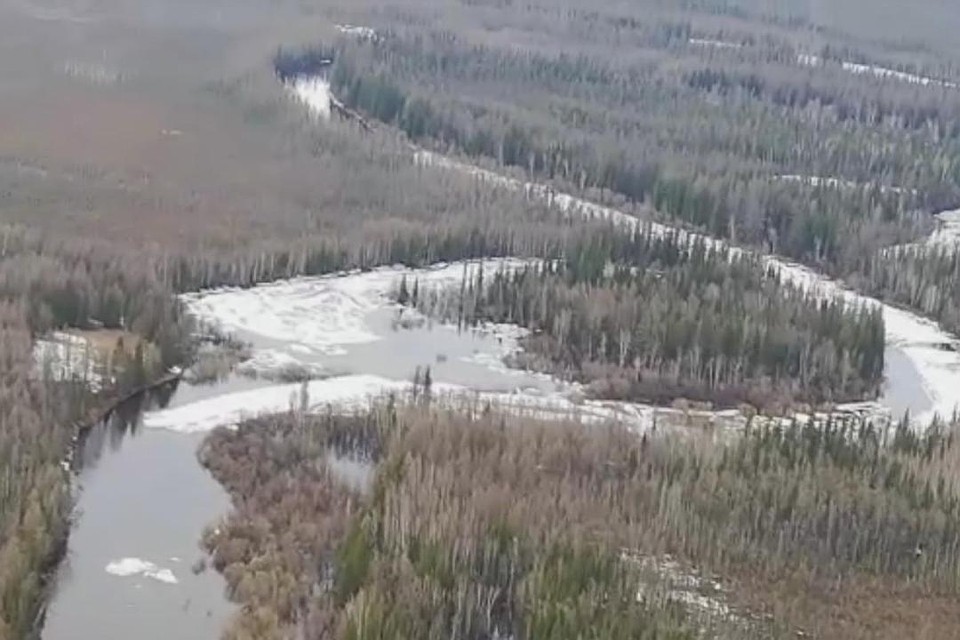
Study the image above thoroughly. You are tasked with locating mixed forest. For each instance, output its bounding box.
[2,0,960,637]
[278,7,960,331]
[200,402,960,639]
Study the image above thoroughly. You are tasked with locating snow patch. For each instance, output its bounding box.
[142,373,648,433]
[105,558,178,584]
[235,349,328,381]
[33,332,102,392]
[336,24,377,40]
[929,208,960,247]
[288,77,331,120]
[689,38,742,50]
[886,208,960,255]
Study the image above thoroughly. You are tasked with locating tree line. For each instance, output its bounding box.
[403,230,885,410]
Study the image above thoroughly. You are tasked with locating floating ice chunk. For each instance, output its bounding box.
[105,558,178,584]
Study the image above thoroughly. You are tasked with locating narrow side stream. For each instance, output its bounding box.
[41,378,265,640]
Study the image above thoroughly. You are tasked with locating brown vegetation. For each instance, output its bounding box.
[2,0,960,636]
[200,402,960,639]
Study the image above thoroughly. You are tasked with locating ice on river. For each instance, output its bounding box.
[105,558,178,584]
[180,260,534,357]
[288,77,331,120]
[177,80,960,431]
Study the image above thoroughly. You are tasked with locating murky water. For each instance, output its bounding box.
[42,299,557,639]
[42,377,260,640]
[43,301,938,640]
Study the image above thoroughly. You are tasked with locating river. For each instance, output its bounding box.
[40,79,960,639]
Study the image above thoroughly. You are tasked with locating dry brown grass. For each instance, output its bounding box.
[729,567,960,640]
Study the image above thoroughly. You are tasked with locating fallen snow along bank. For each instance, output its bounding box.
[144,368,891,435]
[142,374,629,433]
[798,53,957,89]
[105,558,178,584]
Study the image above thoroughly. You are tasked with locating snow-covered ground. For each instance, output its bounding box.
[929,209,960,247]
[33,331,103,392]
[62,60,123,85]
[105,558,178,585]
[798,53,957,89]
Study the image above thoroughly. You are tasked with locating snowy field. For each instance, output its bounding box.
[335,24,377,40]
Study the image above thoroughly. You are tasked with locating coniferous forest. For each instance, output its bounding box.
[403,231,885,410]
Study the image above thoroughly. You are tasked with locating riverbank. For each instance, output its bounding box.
[32,367,186,638]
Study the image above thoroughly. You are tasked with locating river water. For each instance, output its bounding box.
[42,263,564,640]
[41,79,960,639]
